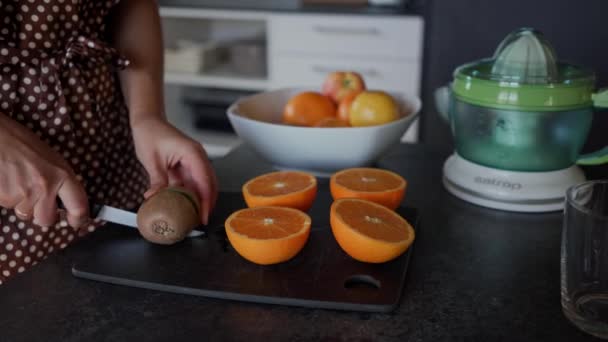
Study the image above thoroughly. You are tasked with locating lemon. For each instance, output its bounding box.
[349,91,399,127]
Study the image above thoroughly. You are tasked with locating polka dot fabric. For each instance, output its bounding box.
[0,0,149,284]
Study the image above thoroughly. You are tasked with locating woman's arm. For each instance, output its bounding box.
[107,0,165,125]
[107,0,218,224]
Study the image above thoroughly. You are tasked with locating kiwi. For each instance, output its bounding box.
[136,187,201,245]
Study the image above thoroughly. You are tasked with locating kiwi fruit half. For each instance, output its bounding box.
[136,187,201,245]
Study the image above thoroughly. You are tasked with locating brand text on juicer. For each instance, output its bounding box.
[474,176,522,190]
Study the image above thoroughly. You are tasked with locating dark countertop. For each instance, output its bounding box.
[0,143,600,341]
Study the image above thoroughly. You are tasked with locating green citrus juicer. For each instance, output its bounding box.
[435,27,608,212]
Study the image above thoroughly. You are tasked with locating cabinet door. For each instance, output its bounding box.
[270,14,424,60]
[270,55,421,95]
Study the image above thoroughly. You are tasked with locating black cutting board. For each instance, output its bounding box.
[72,191,419,313]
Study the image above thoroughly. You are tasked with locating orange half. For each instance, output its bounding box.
[330,167,407,210]
[330,198,415,263]
[243,171,317,211]
[225,206,312,265]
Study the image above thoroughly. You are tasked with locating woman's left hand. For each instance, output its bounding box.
[130,117,218,225]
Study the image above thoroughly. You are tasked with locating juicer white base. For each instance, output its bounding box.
[442,154,586,212]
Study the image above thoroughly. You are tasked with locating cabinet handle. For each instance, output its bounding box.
[312,25,380,36]
[312,65,381,78]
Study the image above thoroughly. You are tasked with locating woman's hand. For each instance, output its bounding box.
[109,0,217,223]
[131,117,218,225]
[0,115,89,228]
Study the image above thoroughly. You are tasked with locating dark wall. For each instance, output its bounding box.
[419,0,608,176]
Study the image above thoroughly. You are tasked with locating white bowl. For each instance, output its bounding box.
[227,88,421,175]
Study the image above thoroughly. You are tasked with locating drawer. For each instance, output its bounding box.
[270,55,422,96]
[269,14,424,60]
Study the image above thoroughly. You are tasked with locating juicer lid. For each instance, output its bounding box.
[452,28,596,111]
[492,27,560,84]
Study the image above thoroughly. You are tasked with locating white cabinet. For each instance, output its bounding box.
[160,7,424,156]
[269,14,423,60]
[161,8,269,92]
[271,55,422,95]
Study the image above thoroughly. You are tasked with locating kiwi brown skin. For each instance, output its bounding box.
[136,187,201,245]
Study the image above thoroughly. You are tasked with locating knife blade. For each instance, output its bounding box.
[93,204,205,238]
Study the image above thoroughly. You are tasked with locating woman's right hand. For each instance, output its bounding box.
[0,114,89,228]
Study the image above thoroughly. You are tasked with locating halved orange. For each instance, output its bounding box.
[330,168,407,210]
[243,171,317,211]
[330,198,414,263]
[225,206,312,265]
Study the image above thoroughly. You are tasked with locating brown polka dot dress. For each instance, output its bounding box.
[0,0,150,284]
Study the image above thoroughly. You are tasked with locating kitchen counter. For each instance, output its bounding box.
[0,143,600,341]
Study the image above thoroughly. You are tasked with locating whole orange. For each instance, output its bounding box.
[336,92,360,124]
[282,92,336,127]
[349,91,399,127]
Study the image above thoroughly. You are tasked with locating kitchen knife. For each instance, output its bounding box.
[92,204,205,238]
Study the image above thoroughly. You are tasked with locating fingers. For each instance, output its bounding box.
[0,120,90,229]
[168,168,184,187]
[14,192,37,221]
[14,207,32,221]
[180,145,218,225]
[57,175,89,229]
[5,166,87,228]
[33,191,58,228]
[208,167,219,214]
[143,159,168,199]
